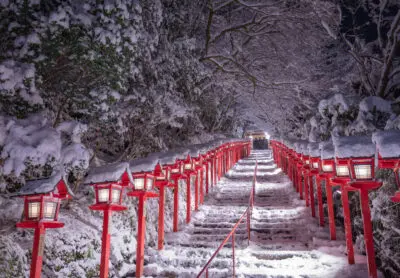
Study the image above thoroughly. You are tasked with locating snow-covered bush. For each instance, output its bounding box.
[0,114,90,192]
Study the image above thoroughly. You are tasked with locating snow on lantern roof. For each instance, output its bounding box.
[308,142,320,157]
[319,140,335,159]
[147,151,180,165]
[332,135,375,158]
[372,130,400,158]
[129,157,158,173]
[15,171,74,197]
[84,162,134,185]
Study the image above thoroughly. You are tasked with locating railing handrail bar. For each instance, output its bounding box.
[196,160,258,277]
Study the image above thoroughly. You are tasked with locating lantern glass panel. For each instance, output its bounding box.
[336,165,350,177]
[171,168,179,173]
[111,188,121,203]
[354,164,372,179]
[305,160,310,165]
[322,164,333,172]
[147,178,153,190]
[28,202,40,219]
[98,188,109,202]
[134,178,145,190]
[43,201,57,220]
[312,162,318,169]
[184,163,192,170]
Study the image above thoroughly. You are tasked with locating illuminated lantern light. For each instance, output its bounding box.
[334,135,381,278]
[128,158,159,278]
[15,173,73,278]
[85,162,132,278]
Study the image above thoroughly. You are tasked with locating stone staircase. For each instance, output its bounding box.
[142,150,372,278]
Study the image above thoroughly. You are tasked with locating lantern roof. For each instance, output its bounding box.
[319,140,335,159]
[130,157,158,173]
[84,162,134,185]
[147,149,187,165]
[15,171,73,198]
[308,142,320,157]
[332,135,375,158]
[372,130,400,158]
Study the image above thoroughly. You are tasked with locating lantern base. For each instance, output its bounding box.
[309,169,319,175]
[391,191,400,203]
[330,177,351,186]
[349,181,382,190]
[16,221,64,229]
[318,173,334,179]
[89,203,127,211]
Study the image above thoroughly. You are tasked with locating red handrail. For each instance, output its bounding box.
[196,160,258,278]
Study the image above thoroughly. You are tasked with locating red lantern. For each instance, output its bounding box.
[335,135,380,278]
[15,173,73,278]
[127,158,159,278]
[85,163,132,278]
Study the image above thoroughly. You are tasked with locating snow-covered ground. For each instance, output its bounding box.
[144,150,381,277]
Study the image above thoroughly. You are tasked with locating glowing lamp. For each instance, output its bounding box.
[349,157,375,182]
[334,158,351,178]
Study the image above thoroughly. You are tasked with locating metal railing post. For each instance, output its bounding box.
[232,233,235,278]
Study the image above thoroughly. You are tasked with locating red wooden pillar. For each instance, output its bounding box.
[200,168,204,204]
[325,179,336,240]
[360,189,377,278]
[316,176,324,226]
[205,162,209,195]
[341,186,355,265]
[186,175,191,223]
[30,224,46,278]
[136,194,146,278]
[304,173,309,207]
[298,170,303,200]
[100,209,112,277]
[309,175,315,217]
[158,186,165,250]
[173,177,179,232]
[195,171,199,211]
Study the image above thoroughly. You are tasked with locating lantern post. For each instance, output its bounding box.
[182,154,196,223]
[85,163,132,278]
[301,150,311,207]
[330,158,355,265]
[153,162,175,250]
[335,135,381,278]
[307,143,321,218]
[15,174,73,278]
[128,159,159,278]
[318,140,336,238]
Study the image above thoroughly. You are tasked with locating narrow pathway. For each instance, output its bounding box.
[144,150,372,278]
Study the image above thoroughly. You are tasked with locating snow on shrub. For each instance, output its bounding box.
[0,60,42,105]
[0,114,90,181]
